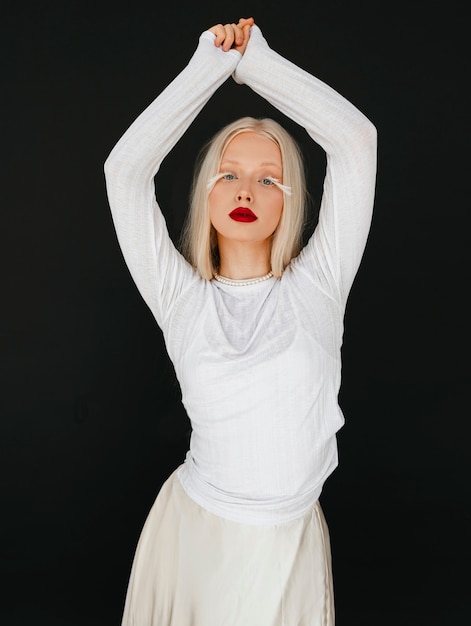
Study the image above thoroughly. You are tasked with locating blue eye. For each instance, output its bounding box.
[222,173,236,181]
[260,178,275,186]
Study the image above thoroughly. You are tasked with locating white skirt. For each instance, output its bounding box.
[121,467,334,626]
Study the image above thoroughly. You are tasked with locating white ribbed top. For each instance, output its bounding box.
[104,26,377,525]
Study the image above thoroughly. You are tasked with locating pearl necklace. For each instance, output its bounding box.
[213,270,274,286]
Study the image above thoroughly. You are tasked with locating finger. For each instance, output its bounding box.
[209,24,227,47]
[234,24,251,55]
[237,16,254,26]
[209,20,251,51]
[232,24,245,46]
[221,23,236,51]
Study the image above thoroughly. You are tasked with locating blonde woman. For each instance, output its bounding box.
[105,16,377,626]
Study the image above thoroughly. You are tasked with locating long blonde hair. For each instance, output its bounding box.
[180,117,307,279]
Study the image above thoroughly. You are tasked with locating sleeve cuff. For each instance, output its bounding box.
[232,25,270,84]
[199,30,242,62]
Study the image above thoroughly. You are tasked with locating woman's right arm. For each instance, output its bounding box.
[104,30,241,326]
[234,24,377,308]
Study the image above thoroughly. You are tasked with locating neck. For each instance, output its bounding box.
[217,237,271,280]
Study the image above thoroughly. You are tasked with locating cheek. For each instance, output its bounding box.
[270,197,284,224]
[209,194,217,226]
[209,187,222,215]
[208,190,228,231]
[208,191,217,222]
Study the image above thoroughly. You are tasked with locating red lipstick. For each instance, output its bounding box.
[229,207,258,223]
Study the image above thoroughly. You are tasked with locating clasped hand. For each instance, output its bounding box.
[209,17,254,55]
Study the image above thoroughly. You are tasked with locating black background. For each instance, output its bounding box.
[2,1,469,624]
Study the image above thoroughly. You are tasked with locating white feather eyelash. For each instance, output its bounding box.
[269,179,292,196]
[206,173,292,196]
[206,173,227,190]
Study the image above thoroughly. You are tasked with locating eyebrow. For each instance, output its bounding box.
[220,160,282,168]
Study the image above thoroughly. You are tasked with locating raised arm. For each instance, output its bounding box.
[104,29,242,326]
[234,24,377,305]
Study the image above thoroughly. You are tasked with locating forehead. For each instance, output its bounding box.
[222,132,282,168]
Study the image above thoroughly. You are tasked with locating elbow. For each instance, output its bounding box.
[368,120,378,147]
[359,116,377,150]
[103,150,118,181]
[103,148,127,188]
[353,117,377,164]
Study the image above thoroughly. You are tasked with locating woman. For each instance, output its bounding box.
[104,16,377,626]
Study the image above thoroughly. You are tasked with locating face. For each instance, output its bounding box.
[209,132,284,246]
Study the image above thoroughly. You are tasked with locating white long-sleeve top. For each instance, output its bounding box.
[104,26,377,525]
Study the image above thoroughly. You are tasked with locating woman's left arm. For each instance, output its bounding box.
[234,25,377,305]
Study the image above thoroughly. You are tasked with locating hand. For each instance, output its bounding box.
[209,17,254,54]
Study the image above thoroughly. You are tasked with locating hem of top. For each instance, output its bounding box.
[175,465,320,528]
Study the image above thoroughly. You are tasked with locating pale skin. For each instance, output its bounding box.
[208,18,285,280]
[209,17,254,54]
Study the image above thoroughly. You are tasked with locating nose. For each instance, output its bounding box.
[236,182,252,203]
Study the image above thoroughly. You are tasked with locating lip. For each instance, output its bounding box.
[229,207,258,223]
